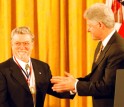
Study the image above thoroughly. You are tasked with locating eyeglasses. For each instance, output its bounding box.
[13,41,32,47]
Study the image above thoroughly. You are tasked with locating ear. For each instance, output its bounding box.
[31,41,34,49]
[11,40,14,46]
[98,22,105,29]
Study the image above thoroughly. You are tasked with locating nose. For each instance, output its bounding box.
[19,43,26,49]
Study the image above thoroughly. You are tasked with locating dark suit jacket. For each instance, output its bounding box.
[0,58,74,107]
[77,31,124,107]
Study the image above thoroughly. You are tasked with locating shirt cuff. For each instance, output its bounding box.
[70,79,79,94]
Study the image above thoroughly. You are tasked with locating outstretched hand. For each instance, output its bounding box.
[50,72,76,93]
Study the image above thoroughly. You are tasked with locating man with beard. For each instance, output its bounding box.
[0,26,74,107]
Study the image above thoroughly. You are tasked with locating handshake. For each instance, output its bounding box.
[50,72,77,93]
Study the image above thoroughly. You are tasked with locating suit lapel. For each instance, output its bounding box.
[31,59,51,92]
[92,32,116,71]
[31,59,43,87]
[10,58,30,92]
[31,60,39,84]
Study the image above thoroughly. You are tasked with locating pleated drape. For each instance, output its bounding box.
[0,0,105,107]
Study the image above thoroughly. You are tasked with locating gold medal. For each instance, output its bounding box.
[30,87,36,94]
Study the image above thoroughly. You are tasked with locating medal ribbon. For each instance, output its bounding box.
[13,56,32,84]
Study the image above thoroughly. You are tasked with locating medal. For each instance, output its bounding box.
[30,87,36,94]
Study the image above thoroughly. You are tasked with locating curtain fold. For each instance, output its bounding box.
[0,0,11,61]
[0,0,104,107]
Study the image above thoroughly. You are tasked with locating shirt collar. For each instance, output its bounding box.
[102,29,116,48]
[13,56,31,70]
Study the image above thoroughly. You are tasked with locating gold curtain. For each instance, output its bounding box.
[0,0,105,107]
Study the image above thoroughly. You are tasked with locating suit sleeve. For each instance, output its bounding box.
[76,43,124,97]
[45,64,75,99]
[0,71,10,107]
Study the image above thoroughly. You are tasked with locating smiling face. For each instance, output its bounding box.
[11,33,34,62]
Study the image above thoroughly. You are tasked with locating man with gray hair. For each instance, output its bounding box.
[51,3,124,107]
[0,26,74,107]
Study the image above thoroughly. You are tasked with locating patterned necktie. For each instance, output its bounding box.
[95,43,103,62]
[25,64,29,74]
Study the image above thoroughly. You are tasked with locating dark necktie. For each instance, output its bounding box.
[95,43,103,62]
